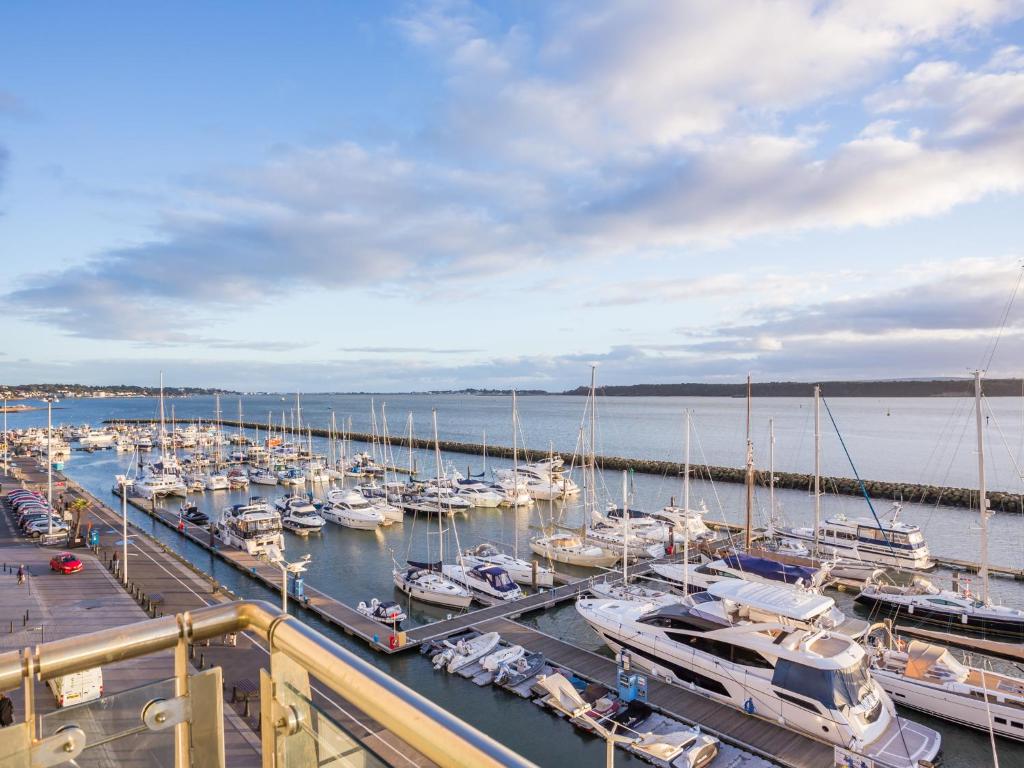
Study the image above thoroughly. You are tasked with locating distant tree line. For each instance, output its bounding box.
[559,378,1024,397]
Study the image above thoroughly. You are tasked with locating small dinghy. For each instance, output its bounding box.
[431,632,501,673]
[480,644,525,673]
[356,598,407,626]
[631,725,719,768]
[494,651,545,687]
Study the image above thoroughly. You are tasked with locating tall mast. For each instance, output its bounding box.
[512,390,519,559]
[432,409,444,564]
[295,392,301,434]
[975,370,990,604]
[621,470,629,584]
[744,374,753,551]
[159,371,166,460]
[769,417,776,520]
[813,384,821,555]
[683,410,691,514]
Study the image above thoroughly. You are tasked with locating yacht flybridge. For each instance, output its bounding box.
[213,498,284,556]
[576,597,941,765]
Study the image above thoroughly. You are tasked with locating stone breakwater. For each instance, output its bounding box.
[110,419,1020,513]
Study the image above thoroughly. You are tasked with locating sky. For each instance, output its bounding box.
[1,0,1024,392]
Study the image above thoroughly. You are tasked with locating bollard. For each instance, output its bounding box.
[8,621,12,634]
[199,653,205,670]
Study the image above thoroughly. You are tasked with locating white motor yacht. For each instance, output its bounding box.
[778,508,934,571]
[351,484,404,524]
[393,562,473,609]
[213,499,284,556]
[323,489,385,530]
[275,496,326,535]
[442,563,523,602]
[453,478,504,508]
[463,543,554,587]
[577,597,942,765]
[205,473,230,491]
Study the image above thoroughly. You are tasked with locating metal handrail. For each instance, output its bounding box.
[0,600,535,768]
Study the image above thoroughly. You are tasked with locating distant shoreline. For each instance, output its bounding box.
[4,377,1022,399]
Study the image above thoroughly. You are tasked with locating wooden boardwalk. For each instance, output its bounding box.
[472,617,835,768]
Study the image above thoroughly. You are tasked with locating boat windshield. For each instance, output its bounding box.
[772,658,872,710]
[487,570,517,591]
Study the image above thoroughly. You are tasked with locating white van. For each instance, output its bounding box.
[47,667,103,708]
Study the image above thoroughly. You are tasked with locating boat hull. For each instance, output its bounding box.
[855,593,1024,639]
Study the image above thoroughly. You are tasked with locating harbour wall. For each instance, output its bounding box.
[107,419,1019,513]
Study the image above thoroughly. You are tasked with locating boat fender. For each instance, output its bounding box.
[743,698,755,714]
[907,605,913,615]
[961,614,968,624]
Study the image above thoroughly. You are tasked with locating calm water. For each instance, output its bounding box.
[6,395,1024,766]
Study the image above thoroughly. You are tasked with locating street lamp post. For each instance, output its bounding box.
[272,554,311,613]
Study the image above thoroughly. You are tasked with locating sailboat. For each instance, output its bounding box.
[855,371,1024,638]
[392,410,473,609]
[590,471,683,606]
[530,369,618,569]
[867,623,1024,742]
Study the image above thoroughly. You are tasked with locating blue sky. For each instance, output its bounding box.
[2,1,1024,391]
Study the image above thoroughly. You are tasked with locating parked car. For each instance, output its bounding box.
[49,552,83,574]
[26,518,68,537]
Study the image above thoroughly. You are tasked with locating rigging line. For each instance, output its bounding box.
[980,263,1024,374]
[820,396,901,560]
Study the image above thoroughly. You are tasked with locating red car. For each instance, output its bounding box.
[49,552,83,575]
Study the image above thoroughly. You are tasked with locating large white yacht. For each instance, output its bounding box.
[577,597,941,765]
[213,498,284,556]
[777,510,934,570]
[323,489,385,530]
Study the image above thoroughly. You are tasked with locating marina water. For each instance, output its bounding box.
[7,394,1024,766]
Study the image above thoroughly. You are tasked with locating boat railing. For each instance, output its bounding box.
[0,599,535,768]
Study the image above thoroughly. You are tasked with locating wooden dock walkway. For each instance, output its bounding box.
[472,617,835,768]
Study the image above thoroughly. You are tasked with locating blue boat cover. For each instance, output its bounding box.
[721,553,818,585]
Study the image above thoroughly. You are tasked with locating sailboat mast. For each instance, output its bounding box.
[974,370,990,604]
[512,390,519,559]
[769,417,776,519]
[432,409,444,564]
[813,384,821,555]
[159,371,166,460]
[744,374,753,551]
[589,365,597,516]
[621,470,629,584]
[683,410,691,514]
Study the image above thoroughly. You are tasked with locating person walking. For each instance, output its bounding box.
[0,692,13,727]
[16,565,24,586]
